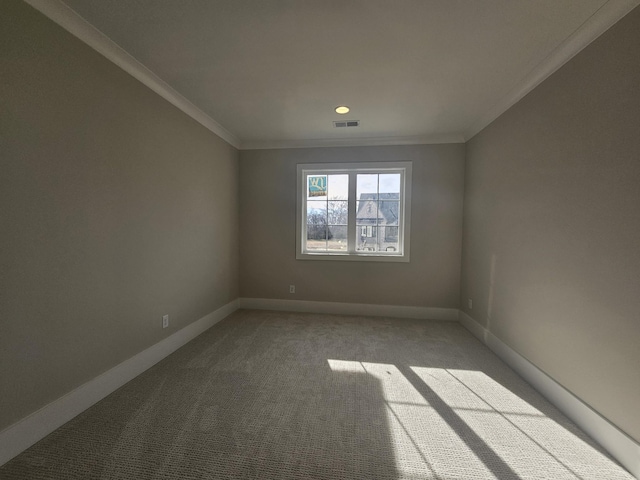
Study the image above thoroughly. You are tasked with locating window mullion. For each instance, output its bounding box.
[376,173,380,252]
[347,171,357,253]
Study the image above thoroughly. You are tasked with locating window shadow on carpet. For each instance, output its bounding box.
[0,309,633,479]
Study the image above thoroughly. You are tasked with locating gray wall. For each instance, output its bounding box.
[0,1,239,431]
[461,7,640,442]
[4,0,638,451]
[240,144,465,307]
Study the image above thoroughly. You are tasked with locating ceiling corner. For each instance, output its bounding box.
[464,0,640,142]
[23,0,242,149]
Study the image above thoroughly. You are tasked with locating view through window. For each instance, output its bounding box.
[297,162,411,261]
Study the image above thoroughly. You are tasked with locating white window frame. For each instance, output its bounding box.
[296,161,412,262]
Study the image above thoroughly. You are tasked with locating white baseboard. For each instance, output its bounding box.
[0,299,239,467]
[3,302,637,478]
[239,297,459,321]
[459,310,640,479]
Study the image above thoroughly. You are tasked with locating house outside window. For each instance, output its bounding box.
[296,162,412,262]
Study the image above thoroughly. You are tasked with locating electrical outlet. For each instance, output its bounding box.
[162,314,169,328]
[468,298,473,309]
[289,285,295,294]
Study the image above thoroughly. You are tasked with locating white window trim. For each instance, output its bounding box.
[296,161,412,262]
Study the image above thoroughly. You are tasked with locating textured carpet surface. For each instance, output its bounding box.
[0,309,633,479]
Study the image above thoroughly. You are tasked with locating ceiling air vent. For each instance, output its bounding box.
[333,120,360,128]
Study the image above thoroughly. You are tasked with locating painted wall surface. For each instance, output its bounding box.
[240,144,465,308]
[0,1,239,431]
[461,7,640,442]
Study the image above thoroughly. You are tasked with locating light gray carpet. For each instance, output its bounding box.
[0,309,633,479]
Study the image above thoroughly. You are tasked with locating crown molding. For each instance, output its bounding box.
[464,0,640,141]
[23,0,640,149]
[23,0,241,149]
[240,134,465,150]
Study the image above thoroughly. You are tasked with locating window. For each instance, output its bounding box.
[296,162,411,262]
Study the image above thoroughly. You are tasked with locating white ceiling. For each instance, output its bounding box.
[27,0,639,149]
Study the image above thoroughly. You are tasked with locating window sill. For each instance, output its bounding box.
[296,252,410,263]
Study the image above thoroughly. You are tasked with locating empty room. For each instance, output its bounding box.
[1,0,639,479]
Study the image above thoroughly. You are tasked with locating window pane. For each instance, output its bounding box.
[357,174,378,201]
[357,226,378,251]
[327,225,347,251]
[379,173,400,194]
[328,201,348,225]
[307,200,327,220]
[356,199,379,224]
[327,174,348,200]
[307,175,327,200]
[306,225,327,251]
[381,242,399,253]
[379,200,399,226]
[306,198,327,252]
[380,225,399,252]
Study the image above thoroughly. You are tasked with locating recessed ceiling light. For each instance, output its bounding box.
[335,106,350,114]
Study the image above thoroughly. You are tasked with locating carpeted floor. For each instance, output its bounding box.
[0,309,633,479]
